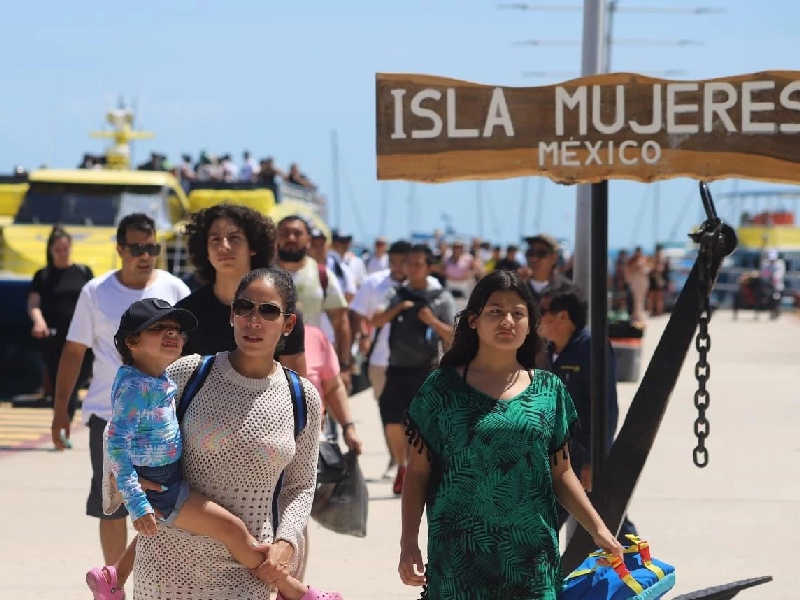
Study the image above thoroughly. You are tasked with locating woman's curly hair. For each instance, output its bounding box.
[183,203,277,284]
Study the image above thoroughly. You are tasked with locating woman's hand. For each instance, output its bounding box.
[250,540,294,584]
[343,425,363,455]
[398,543,426,587]
[133,513,160,536]
[592,526,624,562]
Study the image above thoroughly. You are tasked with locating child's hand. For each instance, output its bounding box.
[133,513,160,536]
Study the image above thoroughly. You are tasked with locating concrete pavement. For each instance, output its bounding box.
[1,310,798,599]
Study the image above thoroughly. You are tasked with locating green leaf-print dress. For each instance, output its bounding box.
[405,367,578,600]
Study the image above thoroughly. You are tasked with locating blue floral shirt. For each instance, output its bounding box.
[106,366,182,520]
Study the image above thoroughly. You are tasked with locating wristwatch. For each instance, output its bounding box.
[340,361,353,370]
[342,422,355,432]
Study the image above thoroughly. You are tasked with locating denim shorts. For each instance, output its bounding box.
[134,461,191,525]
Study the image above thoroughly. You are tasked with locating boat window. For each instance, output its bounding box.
[14,183,171,229]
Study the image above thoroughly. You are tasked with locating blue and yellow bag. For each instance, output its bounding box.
[561,536,676,600]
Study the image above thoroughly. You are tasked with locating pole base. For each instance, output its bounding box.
[671,576,773,600]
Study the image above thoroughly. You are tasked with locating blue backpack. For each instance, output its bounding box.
[561,536,676,600]
[176,355,309,535]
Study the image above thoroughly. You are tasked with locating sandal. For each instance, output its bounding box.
[86,566,125,600]
[278,587,344,600]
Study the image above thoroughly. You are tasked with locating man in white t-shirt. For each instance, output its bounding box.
[276,215,353,388]
[329,230,366,290]
[366,237,390,275]
[327,230,360,299]
[350,240,442,477]
[350,241,443,400]
[239,150,260,182]
[51,213,190,567]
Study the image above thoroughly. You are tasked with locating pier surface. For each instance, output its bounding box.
[1,310,797,599]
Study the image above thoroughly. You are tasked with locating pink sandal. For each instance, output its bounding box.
[278,587,343,600]
[86,566,125,600]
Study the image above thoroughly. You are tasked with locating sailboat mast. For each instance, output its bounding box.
[331,129,341,228]
[406,183,417,236]
[653,182,660,246]
[379,183,389,236]
[476,182,484,238]
[518,178,529,241]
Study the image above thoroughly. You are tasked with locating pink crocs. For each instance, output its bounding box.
[278,587,344,600]
[86,566,124,600]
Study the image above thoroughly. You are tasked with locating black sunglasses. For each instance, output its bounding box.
[526,248,551,259]
[231,298,288,322]
[124,243,162,257]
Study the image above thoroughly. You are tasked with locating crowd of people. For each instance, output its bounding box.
[76,150,318,191]
[27,207,655,600]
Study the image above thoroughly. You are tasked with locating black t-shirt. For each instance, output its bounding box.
[494,258,522,272]
[175,284,304,358]
[28,264,94,341]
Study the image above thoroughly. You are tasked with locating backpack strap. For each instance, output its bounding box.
[271,368,309,537]
[365,326,382,364]
[317,262,329,299]
[177,355,216,422]
[282,367,308,439]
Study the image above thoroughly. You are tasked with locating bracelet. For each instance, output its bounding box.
[340,361,353,370]
[342,422,355,432]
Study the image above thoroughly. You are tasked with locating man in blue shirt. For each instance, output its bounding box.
[539,282,637,543]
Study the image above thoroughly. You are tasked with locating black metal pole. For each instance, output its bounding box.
[590,180,609,484]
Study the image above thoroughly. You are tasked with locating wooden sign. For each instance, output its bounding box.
[376,71,800,185]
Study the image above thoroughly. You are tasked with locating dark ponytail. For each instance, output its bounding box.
[45,226,71,268]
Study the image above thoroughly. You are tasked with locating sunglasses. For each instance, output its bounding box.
[231,298,288,322]
[527,248,551,259]
[124,243,162,257]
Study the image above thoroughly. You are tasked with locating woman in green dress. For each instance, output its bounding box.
[398,270,622,600]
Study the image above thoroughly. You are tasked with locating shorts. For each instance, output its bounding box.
[134,461,191,525]
[88,415,128,519]
[379,365,432,425]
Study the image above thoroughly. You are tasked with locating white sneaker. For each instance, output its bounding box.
[382,458,396,480]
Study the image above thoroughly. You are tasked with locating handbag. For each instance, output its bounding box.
[317,439,348,484]
[311,450,368,537]
[561,535,676,600]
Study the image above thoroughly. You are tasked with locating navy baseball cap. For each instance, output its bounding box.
[331,229,353,242]
[116,298,198,337]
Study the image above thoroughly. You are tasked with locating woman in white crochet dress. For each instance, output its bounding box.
[103,268,330,599]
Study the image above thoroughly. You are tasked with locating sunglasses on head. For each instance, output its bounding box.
[124,243,162,257]
[231,298,288,321]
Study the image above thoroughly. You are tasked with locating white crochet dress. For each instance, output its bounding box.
[103,352,321,600]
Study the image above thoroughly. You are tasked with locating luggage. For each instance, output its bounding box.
[561,536,675,600]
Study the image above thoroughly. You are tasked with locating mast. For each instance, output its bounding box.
[379,183,389,236]
[89,99,154,170]
[518,178,529,241]
[476,182,484,238]
[331,129,341,228]
[653,182,661,245]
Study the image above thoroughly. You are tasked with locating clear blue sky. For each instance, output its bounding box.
[2,0,799,249]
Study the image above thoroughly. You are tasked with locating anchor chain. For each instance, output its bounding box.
[693,231,715,468]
